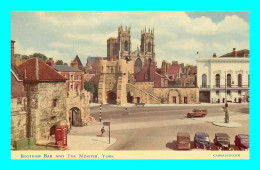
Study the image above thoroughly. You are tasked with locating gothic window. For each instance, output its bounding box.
[124,41,128,51]
[216,74,220,87]
[134,58,143,74]
[227,74,231,87]
[238,74,242,87]
[148,42,151,52]
[202,74,207,88]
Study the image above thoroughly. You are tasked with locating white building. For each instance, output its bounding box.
[196,48,249,103]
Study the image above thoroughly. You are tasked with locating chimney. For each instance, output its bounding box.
[11,40,15,66]
[46,58,54,67]
[232,48,237,57]
[213,53,217,58]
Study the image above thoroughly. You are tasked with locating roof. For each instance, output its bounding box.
[195,132,209,137]
[18,58,67,83]
[215,133,229,138]
[177,132,190,137]
[220,49,249,58]
[11,64,23,81]
[237,134,249,139]
[53,64,83,72]
[168,65,180,74]
[87,57,104,65]
[73,55,83,67]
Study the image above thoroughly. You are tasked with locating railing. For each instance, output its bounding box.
[213,85,249,88]
[200,85,210,88]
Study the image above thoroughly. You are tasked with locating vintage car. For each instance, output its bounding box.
[176,132,190,150]
[187,109,207,118]
[213,133,231,150]
[235,134,249,151]
[194,132,211,150]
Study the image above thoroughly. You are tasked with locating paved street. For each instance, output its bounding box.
[69,103,249,150]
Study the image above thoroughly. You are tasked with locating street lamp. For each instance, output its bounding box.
[223,73,234,123]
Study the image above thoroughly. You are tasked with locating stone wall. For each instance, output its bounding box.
[66,90,91,127]
[128,82,199,104]
[27,82,67,144]
[11,97,27,147]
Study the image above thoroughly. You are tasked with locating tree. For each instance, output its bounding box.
[84,81,95,94]
[32,53,47,62]
[55,60,64,65]
[21,55,30,62]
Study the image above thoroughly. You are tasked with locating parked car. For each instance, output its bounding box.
[176,132,190,150]
[187,109,207,118]
[214,133,231,150]
[194,132,211,150]
[235,134,249,151]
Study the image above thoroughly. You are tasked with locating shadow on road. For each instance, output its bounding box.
[238,107,249,114]
[166,141,177,150]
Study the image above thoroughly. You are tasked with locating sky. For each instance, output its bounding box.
[11,11,249,66]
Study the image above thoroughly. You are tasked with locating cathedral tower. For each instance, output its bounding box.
[140,27,155,60]
[118,25,131,60]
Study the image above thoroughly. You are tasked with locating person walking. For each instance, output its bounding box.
[101,126,105,137]
[125,107,129,115]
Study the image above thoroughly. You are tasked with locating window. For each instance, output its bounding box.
[238,90,241,95]
[76,85,79,91]
[169,76,173,79]
[227,90,231,95]
[124,41,128,51]
[216,90,219,95]
[70,75,73,80]
[227,74,231,87]
[70,84,73,91]
[238,74,242,87]
[148,42,151,52]
[77,75,79,80]
[215,74,220,87]
[53,99,58,107]
[202,74,207,88]
[111,67,114,73]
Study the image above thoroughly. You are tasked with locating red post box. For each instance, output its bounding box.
[55,125,67,146]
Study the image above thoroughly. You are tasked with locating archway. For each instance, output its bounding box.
[69,107,82,127]
[107,91,117,104]
[168,89,181,104]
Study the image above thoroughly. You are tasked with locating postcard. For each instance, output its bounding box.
[11,11,249,159]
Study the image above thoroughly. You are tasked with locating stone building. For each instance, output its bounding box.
[197,48,249,103]
[18,58,67,144]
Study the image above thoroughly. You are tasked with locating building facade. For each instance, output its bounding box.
[197,48,249,103]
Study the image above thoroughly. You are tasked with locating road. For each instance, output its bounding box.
[72,103,249,150]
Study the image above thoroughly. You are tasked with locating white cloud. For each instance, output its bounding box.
[12,11,249,66]
[48,42,72,49]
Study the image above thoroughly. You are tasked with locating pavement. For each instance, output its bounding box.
[93,102,249,108]
[67,135,116,150]
[212,121,242,128]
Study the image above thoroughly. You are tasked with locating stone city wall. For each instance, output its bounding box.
[128,82,199,104]
[66,90,91,127]
[11,97,27,147]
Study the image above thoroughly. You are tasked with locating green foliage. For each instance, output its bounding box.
[22,55,30,62]
[32,53,47,62]
[84,81,98,97]
[55,60,64,65]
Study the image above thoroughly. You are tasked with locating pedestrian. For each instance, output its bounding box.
[101,126,105,137]
[125,107,128,115]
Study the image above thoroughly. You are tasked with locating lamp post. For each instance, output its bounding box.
[223,73,234,123]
